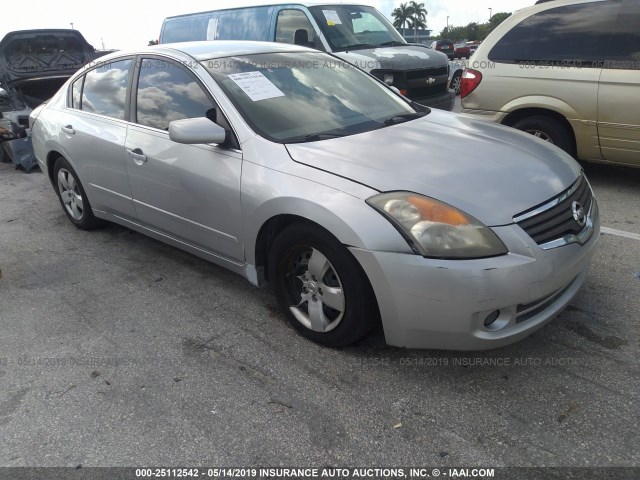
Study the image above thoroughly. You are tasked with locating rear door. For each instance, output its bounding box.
[124,57,244,261]
[597,0,640,166]
[58,57,136,220]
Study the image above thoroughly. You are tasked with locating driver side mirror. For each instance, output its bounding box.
[169,117,227,145]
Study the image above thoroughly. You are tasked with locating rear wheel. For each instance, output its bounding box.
[53,157,103,230]
[512,115,575,156]
[269,223,378,347]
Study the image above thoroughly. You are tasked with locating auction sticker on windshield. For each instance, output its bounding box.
[228,71,285,101]
[322,10,342,26]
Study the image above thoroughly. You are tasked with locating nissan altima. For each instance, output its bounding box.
[30,41,600,350]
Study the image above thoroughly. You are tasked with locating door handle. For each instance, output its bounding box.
[128,148,147,165]
[61,125,75,135]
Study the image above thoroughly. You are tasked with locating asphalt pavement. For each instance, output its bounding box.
[0,154,639,469]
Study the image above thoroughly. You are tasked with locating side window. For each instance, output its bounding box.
[135,60,214,131]
[275,9,323,50]
[216,7,271,41]
[81,59,132,119]
[206,17,219,40]
[488,1,621,65]
[161,14,209,43]
[71,76,83,109]
[605,0,640,69]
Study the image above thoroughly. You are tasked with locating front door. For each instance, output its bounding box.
[125,57,243,261]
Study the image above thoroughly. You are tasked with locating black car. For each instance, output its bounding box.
[431,39,455,60]
[0,29,98,170]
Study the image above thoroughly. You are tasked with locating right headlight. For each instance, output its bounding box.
[367,192,508,259]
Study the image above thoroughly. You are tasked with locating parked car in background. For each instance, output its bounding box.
[0,29,98,170]
[160,3,454,110]
[454,43,470,59]
[461,0,640,168]
[31,41,599,350]
[430,39,455,59]
[468,44,479,55]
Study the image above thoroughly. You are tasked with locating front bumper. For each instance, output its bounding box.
[415,89,455,111]
[349,202,600,350]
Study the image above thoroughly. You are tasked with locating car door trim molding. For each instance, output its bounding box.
[90,183,132,201]
[598,121,640,131]
[132,198,239,244]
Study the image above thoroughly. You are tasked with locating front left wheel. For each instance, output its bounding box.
[268,223,379,347]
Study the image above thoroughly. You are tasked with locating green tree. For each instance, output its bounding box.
[489,12,511,31]
[409,1,428,43]
[391,3,414,37]
[466,22,479,41]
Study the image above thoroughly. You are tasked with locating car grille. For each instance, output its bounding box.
[514,175,594,248]
[406,83,448,99]
[405,67,448,80]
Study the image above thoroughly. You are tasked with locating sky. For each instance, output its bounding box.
[0,0,534,51]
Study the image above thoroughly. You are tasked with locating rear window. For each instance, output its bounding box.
[488,0,621,65]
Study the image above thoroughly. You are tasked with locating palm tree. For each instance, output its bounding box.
[409,1,428,43]
[391,3,414,38]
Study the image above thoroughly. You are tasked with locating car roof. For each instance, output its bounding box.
[165,2,370,20]
[96,41,313,63]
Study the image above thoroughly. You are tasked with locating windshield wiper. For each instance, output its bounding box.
[378,41,406,47]
[382,112,427,126]
[289,132,348,143]
[344,43,376,52]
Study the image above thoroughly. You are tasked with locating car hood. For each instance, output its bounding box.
[0,30,95,86]
[285,110,581,226]
[332,44,448,71]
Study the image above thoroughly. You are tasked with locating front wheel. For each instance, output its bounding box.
[268,223,379,347]
[450,71,462,96]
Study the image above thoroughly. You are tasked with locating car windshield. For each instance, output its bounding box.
[203,52,419,143]
[308,5,406,52]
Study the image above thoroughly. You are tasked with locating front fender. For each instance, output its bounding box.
[241,162,414,268]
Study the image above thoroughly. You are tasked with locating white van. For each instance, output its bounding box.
[160,3,454,110]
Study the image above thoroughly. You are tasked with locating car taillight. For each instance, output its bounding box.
[460,69,483,99]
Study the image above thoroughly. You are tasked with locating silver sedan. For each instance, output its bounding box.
[31,41,600,350]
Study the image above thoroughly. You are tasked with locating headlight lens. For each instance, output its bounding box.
[367,192,508,259]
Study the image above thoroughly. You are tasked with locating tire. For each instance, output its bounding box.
[53,157,103,230]
[268,223,379,347]
[450,71,462,96]
[512,115,575,157]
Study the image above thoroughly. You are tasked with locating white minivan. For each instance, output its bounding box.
[160,3,455,110]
